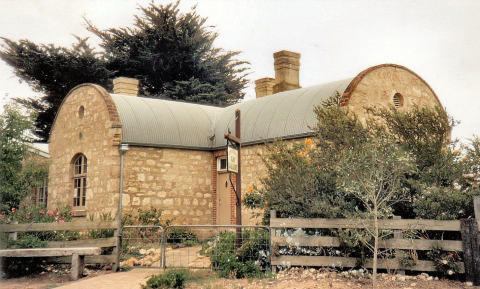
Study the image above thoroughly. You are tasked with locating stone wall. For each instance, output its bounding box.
[345,65,441,120]
[122,146,213,225]
[48,85,122,218]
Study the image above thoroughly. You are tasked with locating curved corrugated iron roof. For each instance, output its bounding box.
[112,95,221,149]
[112,78,353,150]
[213,78,353,148]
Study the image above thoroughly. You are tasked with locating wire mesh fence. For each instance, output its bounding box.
[162,225,271,272]
[121,225,164,268]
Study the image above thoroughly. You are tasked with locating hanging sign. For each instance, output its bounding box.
[227,140,239,173]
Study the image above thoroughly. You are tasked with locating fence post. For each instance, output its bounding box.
[270,210,276,273]
[474,196,480,221]
[461,219,480,285]
[112,221,121,272]
[392,216,405,275]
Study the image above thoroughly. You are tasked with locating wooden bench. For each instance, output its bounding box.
[0,247,101,280]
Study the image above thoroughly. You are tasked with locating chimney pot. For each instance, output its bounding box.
[113,77,139,96]
[273,50,301,94]
[255,77,276,98]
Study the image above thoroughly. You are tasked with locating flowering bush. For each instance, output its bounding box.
[0,204,75,224]
[426,242,461,275]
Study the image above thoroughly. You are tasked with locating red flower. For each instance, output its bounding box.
[47,211,53,216]
[12,208,16,213]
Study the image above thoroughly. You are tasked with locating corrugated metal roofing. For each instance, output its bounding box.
[111,78,353,150]
[212,78,353,148]
[112,95,221,149]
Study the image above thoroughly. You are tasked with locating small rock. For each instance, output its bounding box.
[466,281,473,287]
[427,277,433,281]
[410,282,417,287]
[398,276,406,282]
[392,276,396,281]
[434,277,439,281]
[421,273,429,277]
[309,268,315,273]
[418,275,426,280]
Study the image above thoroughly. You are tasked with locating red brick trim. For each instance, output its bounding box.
[340,64,442,108]
[49,84,122,142]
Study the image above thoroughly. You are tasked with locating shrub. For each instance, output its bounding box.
[143,269,189,289]
[207,229,270,278]
[427,242,461,276]
[167,228,199,245]
[413,186,480,220]
[122,206,173,227]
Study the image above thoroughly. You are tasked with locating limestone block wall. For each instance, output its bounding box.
[122,146,213,225]
[48,85,122,217]
[240,144,268,225]
[344,65,441,121]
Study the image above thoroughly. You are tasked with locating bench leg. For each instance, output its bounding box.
[71,253,85,281]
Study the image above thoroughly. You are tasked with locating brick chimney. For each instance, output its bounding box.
[273,50,301,94]
[113,77,139,96]
[255,77,276,98]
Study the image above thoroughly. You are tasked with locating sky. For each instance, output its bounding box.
[0,0,479,142]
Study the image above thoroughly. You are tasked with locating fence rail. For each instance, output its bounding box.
[0,220,120,268]
[270,210,473,274]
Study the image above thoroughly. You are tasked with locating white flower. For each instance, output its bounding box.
[335,250,341,255]
[441,260,448,265]
[458,210,464,214]
[447,270,454,275]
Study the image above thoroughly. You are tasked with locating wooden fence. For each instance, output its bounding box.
[0,220,120,269]
[270,210,480,277]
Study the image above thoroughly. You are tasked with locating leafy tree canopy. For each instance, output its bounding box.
[0,1,249,141]
[0,103,48,213]
[244,93,479,223]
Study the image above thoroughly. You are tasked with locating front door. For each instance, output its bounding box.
[216,173,231,225]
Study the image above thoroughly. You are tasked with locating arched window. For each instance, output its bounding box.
[73,154,87,207]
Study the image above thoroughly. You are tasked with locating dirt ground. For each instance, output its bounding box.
[0,264,111,289]
[189,268,474,289]
[0,266,475,289]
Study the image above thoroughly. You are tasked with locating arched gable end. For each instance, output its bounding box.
[340,64,443,110]
[49,83,121,142]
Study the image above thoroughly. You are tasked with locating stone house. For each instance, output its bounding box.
[46,50,443,225]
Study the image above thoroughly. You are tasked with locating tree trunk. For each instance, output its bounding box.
[373,205,378,289]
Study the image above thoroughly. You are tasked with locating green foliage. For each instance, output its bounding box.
[143,268,189,289]
[8,234,46,249]
[413,186,479,220]
[463,135,480,175]
[337,136,416,217]
[427,242,461,275]
[1,1,249,140]
[206,230,269,278]
[0,103,47,212]
[167,228,199,245]
[0,37,112,141]
[243,138,356,223]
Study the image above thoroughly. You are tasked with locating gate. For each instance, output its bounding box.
[121,225,164,268]
[163,225,271,271]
